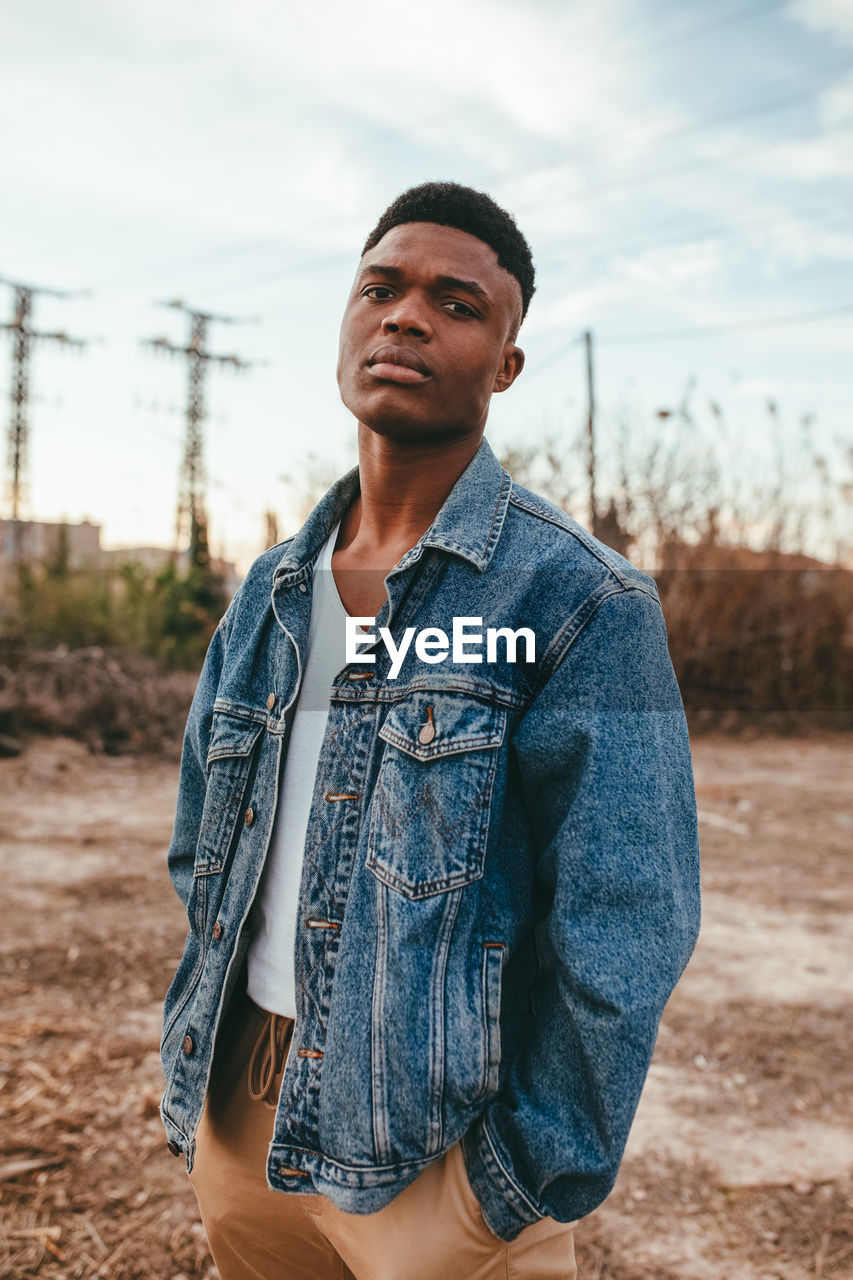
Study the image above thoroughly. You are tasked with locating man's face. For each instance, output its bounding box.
[336,222,525,444]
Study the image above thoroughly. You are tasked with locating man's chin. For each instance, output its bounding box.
[357,414,477,447]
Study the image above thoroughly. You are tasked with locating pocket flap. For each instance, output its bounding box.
[206,711,264,768]
[378,692,505,762]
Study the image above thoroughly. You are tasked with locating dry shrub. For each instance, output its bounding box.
[3,567,849,751]
[0,641,196,755]
[498,398,852,732]
[657,549,853,730]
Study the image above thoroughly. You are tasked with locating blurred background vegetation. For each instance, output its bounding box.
[500,390,852,733]
[1,395,851,755]
[0,516,226,753]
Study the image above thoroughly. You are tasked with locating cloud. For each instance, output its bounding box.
[746,122,853,184]
[620,240,731,290]
[818,69,853,126]
[525,278,625,334]
[786,0,853,43]
[123,0,643,147]
[3,0,851,557]
[1,0,671,257]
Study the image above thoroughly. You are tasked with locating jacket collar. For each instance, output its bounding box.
[414,437,511,572]
[273,436,511,582]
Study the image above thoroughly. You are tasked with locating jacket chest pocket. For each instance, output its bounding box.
[195,711,264,876]
[366,692,506,900]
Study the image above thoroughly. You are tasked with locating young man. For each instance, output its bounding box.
[160,182,701,1280]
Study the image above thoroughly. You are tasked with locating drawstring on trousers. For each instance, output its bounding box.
[247,1010,294,1108]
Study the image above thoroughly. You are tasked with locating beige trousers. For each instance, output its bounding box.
[189,991,577,1280]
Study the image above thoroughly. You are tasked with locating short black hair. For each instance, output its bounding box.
[362,181,535,325]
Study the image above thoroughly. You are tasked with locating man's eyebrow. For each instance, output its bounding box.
[357,263,403,282]
[434,274,489,299]
[357,263,490,300]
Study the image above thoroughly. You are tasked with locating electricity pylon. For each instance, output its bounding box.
[1,276,89,558]
[143,300,254,567]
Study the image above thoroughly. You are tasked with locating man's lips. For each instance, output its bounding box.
[366,345,432,383]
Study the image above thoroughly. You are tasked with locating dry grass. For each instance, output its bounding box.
[1,736,851,1279]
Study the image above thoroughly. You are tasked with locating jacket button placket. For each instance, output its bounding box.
[282,694,374,1145]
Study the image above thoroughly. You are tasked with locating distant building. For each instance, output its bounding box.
[0,517,101,568]
[100,544,174,573]
[0,519,242,600]
[0,517,102,597]
[101,543,242,598]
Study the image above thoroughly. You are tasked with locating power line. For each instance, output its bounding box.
[0,275,92,557]
[197,149,853,309]
[25,8,813,294]
[506,122,853,261]
[123,96,853,308]
[538,186,853,266]
[134,140,853,312]
[523,303,853,382]
[147,153,853,307]
[123,105,852,303]
[613,0,787,61]
[497,60,852,193]
[640,65,852,150]
[598,302,853,347]
[522,333,585,384]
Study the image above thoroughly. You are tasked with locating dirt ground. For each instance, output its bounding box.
[1,735,851,1280]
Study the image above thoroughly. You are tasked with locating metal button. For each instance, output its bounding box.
[244,807,255,827]
[418,705,436,745]
[182,1034,194,1056]
[298,582,308,593]
[266,693,275,710]
[212,921,222,941]
[167,1140,181,1157]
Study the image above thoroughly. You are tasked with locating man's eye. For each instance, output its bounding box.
[364,286,394,299]
[445,300,477,316]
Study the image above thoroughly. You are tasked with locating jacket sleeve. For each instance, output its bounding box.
[166,606,233,910]
[462,584,701,1240]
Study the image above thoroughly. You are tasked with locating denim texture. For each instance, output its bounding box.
[160,438,701,1241]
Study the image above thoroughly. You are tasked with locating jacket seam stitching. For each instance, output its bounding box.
[161,1113,191,1146]
[482,1118,544,1220]
[266,1145,437,1175]
[532,580,662,702]
[533,583,630,695]
[481,468,512,566]
[422,467,512,570]
[380,730,504,756]
[211,700,267,726]
[507,490,634,585]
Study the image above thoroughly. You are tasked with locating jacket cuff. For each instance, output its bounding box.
[461,1114,543,1242]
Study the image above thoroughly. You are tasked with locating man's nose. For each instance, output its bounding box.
[380,299,431,340]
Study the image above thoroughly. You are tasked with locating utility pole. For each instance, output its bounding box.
[264,509,279,550]
[583,329,598,536]
[143,301,253,567]
[0,276,89,559]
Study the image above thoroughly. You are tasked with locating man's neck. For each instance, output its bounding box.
[338,425,482,563]
[329,424,482,617]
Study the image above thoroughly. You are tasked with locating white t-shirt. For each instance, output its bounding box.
[247,522,362,1018]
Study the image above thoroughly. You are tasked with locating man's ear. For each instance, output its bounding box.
[494,344,525,393]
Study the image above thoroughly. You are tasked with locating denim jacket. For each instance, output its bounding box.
[160,438,700,1242]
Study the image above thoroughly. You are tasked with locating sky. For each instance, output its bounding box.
[1,0,852,570]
